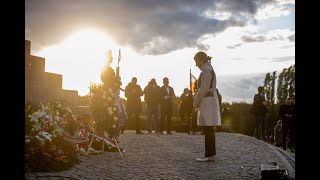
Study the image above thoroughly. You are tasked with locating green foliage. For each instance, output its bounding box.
[221,102,255,136]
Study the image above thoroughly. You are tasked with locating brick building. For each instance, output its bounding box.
[25,40,79,105]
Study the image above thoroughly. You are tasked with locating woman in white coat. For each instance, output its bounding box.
[193,51,221,162]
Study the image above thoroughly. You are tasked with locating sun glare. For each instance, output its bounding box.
[35,28,119,95]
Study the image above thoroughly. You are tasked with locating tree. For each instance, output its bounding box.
[263,71,278,136]
[288,64,295,99]
[277,70,285,105]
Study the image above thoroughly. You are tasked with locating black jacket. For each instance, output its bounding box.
[251,93,268,115]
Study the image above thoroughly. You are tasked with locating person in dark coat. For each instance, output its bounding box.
[251,86,268,141]
[160,77,176,134]
[274,120,283,147]
[143,79,161,134]
[279,97,295,151]
[122,77,143,134]
[178,88,194,134]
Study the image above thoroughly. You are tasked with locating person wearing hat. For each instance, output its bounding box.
[193,51,221,162]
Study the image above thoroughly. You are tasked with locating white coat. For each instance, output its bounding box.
[193,62,221,126]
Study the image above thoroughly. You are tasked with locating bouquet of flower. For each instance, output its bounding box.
[89,84,119,137]
[25,102,79,172]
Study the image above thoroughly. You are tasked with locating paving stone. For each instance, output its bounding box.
[25,131,293,179]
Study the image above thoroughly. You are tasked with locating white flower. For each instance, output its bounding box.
[35,135,45,142]
[30,110,46,123]
[56,110,60,116]
[25,139,30,143]
[38,131,52,142]
[113,117,118,121]
[112,124,116,128]
[108,88,113,93]
[57,104,62,108]
[29,114,39,124]
[34,123,42,131]
[108,107,112,111]
[107,97,112,101]
[108,111,113,115]
[102,95,106,99]
[113,107,117,111]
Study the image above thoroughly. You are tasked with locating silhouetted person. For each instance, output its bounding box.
[100,50,122,138]
[274,120,283,147]
[122,77,143,134]
[251,86,268,141]
[143,79,161,134]
[193,51,221,162]
[178,88,193,134]
[279,97,295,151]
[160,77,176,134]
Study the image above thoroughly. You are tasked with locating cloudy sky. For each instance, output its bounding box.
[25,0,295,103]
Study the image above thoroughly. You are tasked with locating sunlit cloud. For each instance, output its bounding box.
[255,0,295,20]
[27,0,295,103]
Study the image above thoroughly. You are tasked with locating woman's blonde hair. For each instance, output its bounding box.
[194,51,212,63]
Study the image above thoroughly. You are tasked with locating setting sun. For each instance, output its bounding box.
[35,29,119,95]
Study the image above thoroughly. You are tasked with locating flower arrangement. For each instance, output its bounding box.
[89,83,119,137]
[25,102,80,172]
[25,97,123,172]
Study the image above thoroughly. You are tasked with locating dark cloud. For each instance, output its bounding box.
[218,73,266,103]
[236,32,294,46]
[227,43,242,49]
[26,0,274,55]
[241,35,267,42]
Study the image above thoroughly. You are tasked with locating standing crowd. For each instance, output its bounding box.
[121,76,196,135]
[251,86,295,152]
[117,51,221,161]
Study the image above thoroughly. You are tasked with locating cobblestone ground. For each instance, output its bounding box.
[26,131,291,180]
